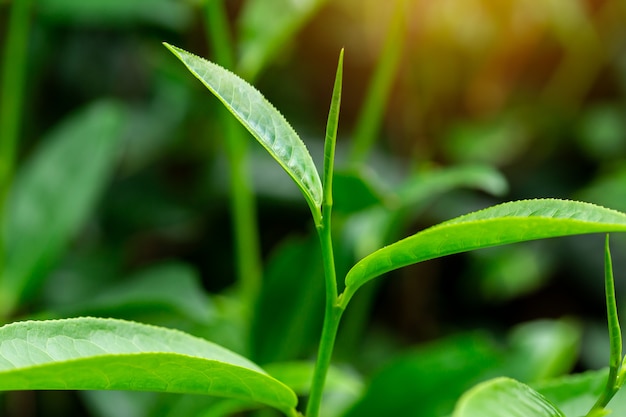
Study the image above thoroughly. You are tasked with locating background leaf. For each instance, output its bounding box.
[237,0,329,80]
[342,333,504,417]
[163,43,323,213]
[342,199,626,306]
[50,262,215,326]
[251,236,324,364]
[1,101,124,314]
[453,377,565,417]
[0,317,297,415]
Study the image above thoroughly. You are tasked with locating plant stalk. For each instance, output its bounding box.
[347,0,406,165]
[204,0,262,314]
[0,0,33,319]
[306,49,344,417]
[307,213,342,417]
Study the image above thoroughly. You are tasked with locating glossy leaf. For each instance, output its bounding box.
[164,43,322,215]
[453,377,565,417]
[341,199,626,307]
[1,101,124,314]
[0,318,298,415]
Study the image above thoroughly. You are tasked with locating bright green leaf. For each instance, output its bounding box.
[1,101,124,314]
[0,317,298,416]
[164,43,322,214]
[453,377,565,417]
[342,199,626,307]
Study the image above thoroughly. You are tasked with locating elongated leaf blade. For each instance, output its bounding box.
[163,43,322,210]
[1,101,123,313]
[342,199,626,306]
[0,318,297,415]
[453,377,565,417]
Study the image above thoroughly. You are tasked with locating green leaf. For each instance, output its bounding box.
[37,0,191,30]
[395,164,508,206]
[333,169,390,214]
[506,319,581,383]
[322,48,343,209]
[237,0,328,80]
[1,101,124,313]
[163,43,323,215]
[55,262,214,325]
[453,377,565,417]
[341,199,626,307]
[343,333,504,417]
[251,236,324,364]
[533,370,613,417]
[0,317,298,415]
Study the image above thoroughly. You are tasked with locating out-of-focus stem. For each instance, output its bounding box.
[204,0,263,315]
[0,0,33,319]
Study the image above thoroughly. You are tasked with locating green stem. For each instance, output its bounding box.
[203,0,262,314]
[306,215,342,417]
[305,49,344,417]
[586,235,623,416]
[0,0,33,319]
[347,0,406,165]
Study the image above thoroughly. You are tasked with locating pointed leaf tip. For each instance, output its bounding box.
[163,43,323,211]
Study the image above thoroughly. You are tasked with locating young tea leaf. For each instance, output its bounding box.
[453,377,565,417]
[341,199,626,307]
[163,43,323,216]
[0,318,298,416]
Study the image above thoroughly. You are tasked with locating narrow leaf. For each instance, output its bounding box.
[322,48,343,208]
[0,318,297,415]
[1,101,123,313]
[342,199,626,307]
[163,43,323,213]
[453,377,565,417]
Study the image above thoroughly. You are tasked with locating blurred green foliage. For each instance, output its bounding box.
[1,0,626,415]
